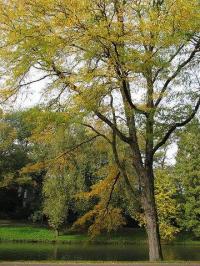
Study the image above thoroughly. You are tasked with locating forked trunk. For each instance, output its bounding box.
[141,171,163,261]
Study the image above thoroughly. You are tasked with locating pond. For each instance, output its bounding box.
[0,242,200,261]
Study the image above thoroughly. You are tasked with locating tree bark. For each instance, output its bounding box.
[55,229,59,237]
[141,170,163,261]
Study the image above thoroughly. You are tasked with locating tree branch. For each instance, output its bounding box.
[112,42,147,115]
[19,74,54,87]
[0,74,54,105]
[95,111,131,143]
[111,126,137,198]
[153,44,185,83]
[81,123,112,144]
[105,171,121,212]
[153,97,200,154]
[51,61,81,94]
[21,135,100,174]
[155,41,200,107]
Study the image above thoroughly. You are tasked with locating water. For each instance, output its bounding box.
[0,242,199,261]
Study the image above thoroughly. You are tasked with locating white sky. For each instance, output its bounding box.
[166,143,177,165]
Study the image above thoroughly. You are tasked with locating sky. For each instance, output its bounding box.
[9,69,48,110]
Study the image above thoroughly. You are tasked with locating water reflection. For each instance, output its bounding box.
[0,242,199,261]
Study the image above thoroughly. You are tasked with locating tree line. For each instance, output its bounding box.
[0,109,199,241]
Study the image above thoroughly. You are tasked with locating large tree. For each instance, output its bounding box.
[0,0,199,260]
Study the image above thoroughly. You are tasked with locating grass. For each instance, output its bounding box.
[0,222,147,244]
[0,221,199,245]
[0,225,87,243]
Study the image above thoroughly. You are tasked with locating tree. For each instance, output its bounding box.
[175,120,200,237]
[20,108,113,228]
[43,172,69,236]
[0,111,30,189]
[0,110,44,219]
[0,0,200,260]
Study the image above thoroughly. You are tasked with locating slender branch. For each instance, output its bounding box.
[155,41,200,107]
[153,44,185,83]
[18,74,53,87]
[105,171,121,212]
[55,135,99,161]
[47,85,67,108]
[0,74,53,105]
[81,123,112,144]
[0,88,19,105]
[110,93,117,125]
[51,61,80,94]
[111,132,137,197]
[110,95,138,199]
[95,111,130,143]
[123,82,147,115]
[153,97,200,154]
[21,135,100,174]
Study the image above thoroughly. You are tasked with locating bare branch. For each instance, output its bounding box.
[153,97,200,154]
[111,42,147,115]
[19,74,53,87]
[112,135,137,197]
[155,41,200,107]
[47,85,67,108]
[0,74,53,105]
[81,123,112,144]
[21,135,100,174]
[110,93,117,125]
[153,44,185,83]
[95,111,131,143]
[0,88,19,105]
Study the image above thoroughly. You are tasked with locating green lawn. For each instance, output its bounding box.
[0,225,87,243]
[0,221,199,245]
[0,222,147,243]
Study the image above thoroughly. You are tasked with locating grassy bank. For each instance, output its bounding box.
[0,221,199,245]
[0,224,146,244]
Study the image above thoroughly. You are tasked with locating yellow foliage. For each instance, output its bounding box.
[73,203,125,237]
[131,169,181,241]
[74,165,125,237]
[155,169,180,240]
[76,165,118,199]
[21,162,46,174]
[0,173,15,188]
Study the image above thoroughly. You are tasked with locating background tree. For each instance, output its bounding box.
[21,108,116,229]
[0,0,200,260]
[20,108,178,240]
[174,120,200,237]
[43,172,70,236]
[0,110,45,219]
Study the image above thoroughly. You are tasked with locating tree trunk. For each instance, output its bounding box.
[55,229,59,237]
[141,171,163,261]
